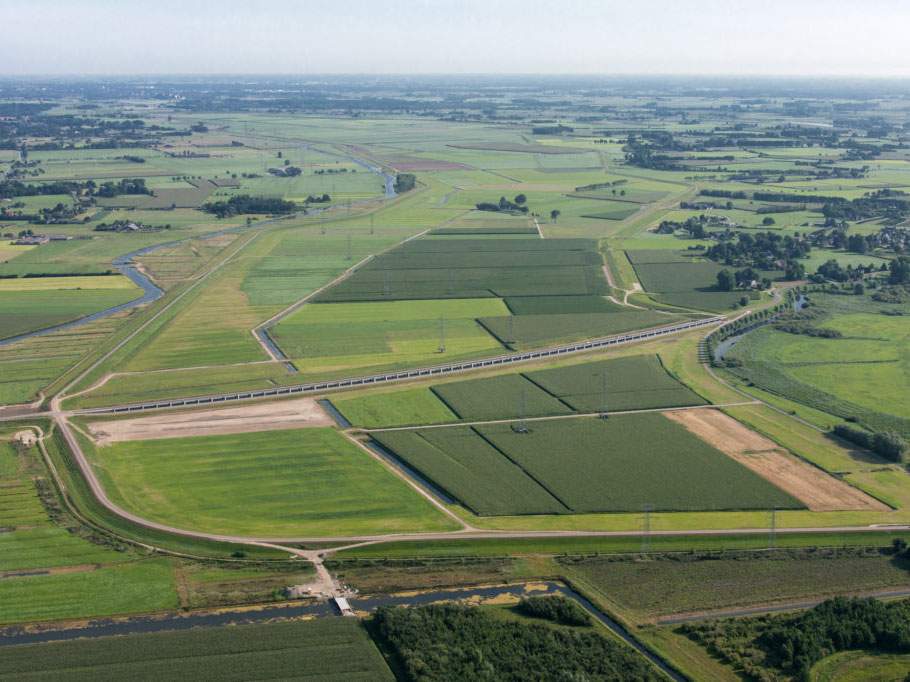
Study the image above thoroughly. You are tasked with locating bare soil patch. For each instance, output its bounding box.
[87,397,333,445]
[663,408,888,511]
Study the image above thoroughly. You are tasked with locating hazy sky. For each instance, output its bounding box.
[4,0,910,76]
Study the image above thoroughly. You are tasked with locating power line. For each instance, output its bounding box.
[769,506,777,549]
[640,503,652,554]
[438,313,446,353]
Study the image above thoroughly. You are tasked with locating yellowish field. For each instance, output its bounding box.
[0,275,137,291]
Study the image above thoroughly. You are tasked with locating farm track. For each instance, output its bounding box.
[360,402,761,433]
[9,146,902,558]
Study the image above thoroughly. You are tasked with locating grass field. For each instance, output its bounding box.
[810,650,910,681]
[272,298,507,375]
[0,288,142,341]
[0,559,177,625]
[724,292,910,437]
[332,386,457,428]
[0,617,394,681]
[86,427,457,536]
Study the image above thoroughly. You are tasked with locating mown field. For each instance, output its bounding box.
[0,429,179,625]
[374,414,802,515]
[271,297,508,375]
[0,618,394,681]
[85,427,457,536]
[0,287,141,341]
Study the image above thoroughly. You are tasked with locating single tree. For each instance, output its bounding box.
[550,209,561,221]
[717,269,735,291]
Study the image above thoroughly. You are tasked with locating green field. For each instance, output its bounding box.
[627,249,760,312]
[332,387,458,428]
[373,427,568,515]
[86,427,457,536]
[374,414,802,515]
[724,292,910,438]
[0,617,394,681]
[0,559,177,625]
[0,288,141,340]
[563,550,910,620]
[313,237,607,302]
[336,354,707,427]
[810,650,910,681]
[271,297,507,376]
[431,372,574,420]
[525,354,708,412]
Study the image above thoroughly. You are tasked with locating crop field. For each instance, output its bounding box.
[373,427,568,515]
[525,354,707,412]
[313,237,607,302]
[504,295,624,315]
[627,249,758,312]
[85,427,457,536]
[431,372,574,420]
[474,416,802,513]
[374,414,801,514]
[0,618,394,681]
[479,310,677,348]
[564,550,910,620]
[240,229,404,306]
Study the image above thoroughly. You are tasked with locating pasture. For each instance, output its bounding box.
[86,427,457,536]
[0,617,394,681]
[0,287,141,341]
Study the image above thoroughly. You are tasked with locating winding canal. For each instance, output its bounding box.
[0,144,396,349]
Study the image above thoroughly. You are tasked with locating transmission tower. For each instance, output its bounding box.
[599,372,609,419]
[507,316,515,344]
[346,234,352,261]
[640,503,652,554]
[437,314,446,353]
[768,506,777,549]
[513,389,530,433]
[321,215,326,235]
[402,240,408,259]
[446,268,454,295]
[382,270,391,297]
[370,213,375,235]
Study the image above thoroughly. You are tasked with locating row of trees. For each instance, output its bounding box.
[833,423,907,462]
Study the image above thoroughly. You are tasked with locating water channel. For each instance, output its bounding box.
[0,144,397,350]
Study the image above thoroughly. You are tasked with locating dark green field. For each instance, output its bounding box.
[431,373,573,420]
[314,238,607,302]
[479,310,675,348]
[374,414,803,515]
[373,427,568,515]
[504,294,623,315]
[627,249,757,312]
[0,618,394,681]
[525,354,707,412]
